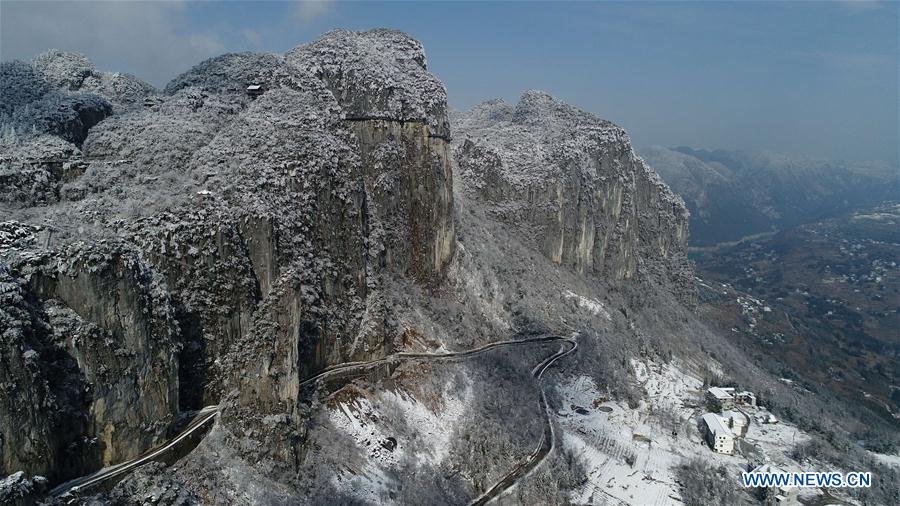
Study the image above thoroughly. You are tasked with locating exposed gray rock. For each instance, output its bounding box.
[455,91,692,302]
[1,50,154,153]
[1,28,711,505]
[287,29,451,138]
[12,92,112,145]
[1,28,458,487]
[0,471,48,506]
[1,238,180,481]
[107,462,199,506]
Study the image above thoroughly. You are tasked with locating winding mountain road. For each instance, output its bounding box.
[470,338,578,506]
[49,334,577,502]
[298,334,576,388]
[49,405,219,497]
[301,333,578,505]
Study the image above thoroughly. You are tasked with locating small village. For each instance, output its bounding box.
[702,386,763,455]
[553,357,837,506]
[701,386,798,506]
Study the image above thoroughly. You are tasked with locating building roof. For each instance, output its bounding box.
[722,410,748,425]
[702,413,732,437]
[708,387,734,400]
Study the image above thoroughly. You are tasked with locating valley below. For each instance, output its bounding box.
[692,202,900,426]
[0,26,897,506]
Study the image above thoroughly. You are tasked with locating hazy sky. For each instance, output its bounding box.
[2,1,898,163]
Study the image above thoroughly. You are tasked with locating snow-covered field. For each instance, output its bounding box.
[307,352,854,505]
[553,359,822,505]
[324,379,473,503]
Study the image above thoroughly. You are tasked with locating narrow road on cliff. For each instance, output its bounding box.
[301,333,579,505]
[469,338,578,506]
[49,405,219,497]
[298,334,577,387]
[51,334,577,501]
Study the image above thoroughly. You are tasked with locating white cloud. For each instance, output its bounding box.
[0,1,226,88]
[291,0,335,26]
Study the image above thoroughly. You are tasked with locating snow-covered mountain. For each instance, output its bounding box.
[1,29,897,506]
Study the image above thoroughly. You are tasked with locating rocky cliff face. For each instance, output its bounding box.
[454,93,692,299]
[1,29,455,484]
[1,225,179,481]
[286,29,455,284]
[1,29,700,500]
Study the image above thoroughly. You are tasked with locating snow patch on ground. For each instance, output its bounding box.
[326,377,473,502]
[380,382,472,465]
[563,290,612,320]
[329,396,401,467]
[555,363,708,505]
[327,396,400,503]
[868,450,900,468]
[554,359,820,505]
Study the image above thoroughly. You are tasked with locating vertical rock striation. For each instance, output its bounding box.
[1,225,179,482]
[287,29,455,283]
[454,91,692,300]
[0,29,699,494]
[1,28,457,483]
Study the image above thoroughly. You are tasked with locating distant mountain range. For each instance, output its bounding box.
[3,30,897,506]
[640,146,898,247]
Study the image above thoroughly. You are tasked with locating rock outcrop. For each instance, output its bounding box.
[287,29,455,283]
[454,92,691,298]
[0,50,154,210]
[1,226,179,482]
[0,471,48,506]
[1,29,699,498]
[1,50,154,147]
[1,29,456,484]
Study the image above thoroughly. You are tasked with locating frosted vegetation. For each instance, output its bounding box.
[1,28,897,506]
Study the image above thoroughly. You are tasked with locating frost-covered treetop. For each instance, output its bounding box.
[2,28,457,249]
[164,52,289,95]
[0,48,155,145]
[512,90,615,134]
[458,90,619,142]
[286,29,450,138]
[32,49,97,90]
[30,49,156,108]
[455,91,632,188]
[454,90,688,214]
[161,29,450,138]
